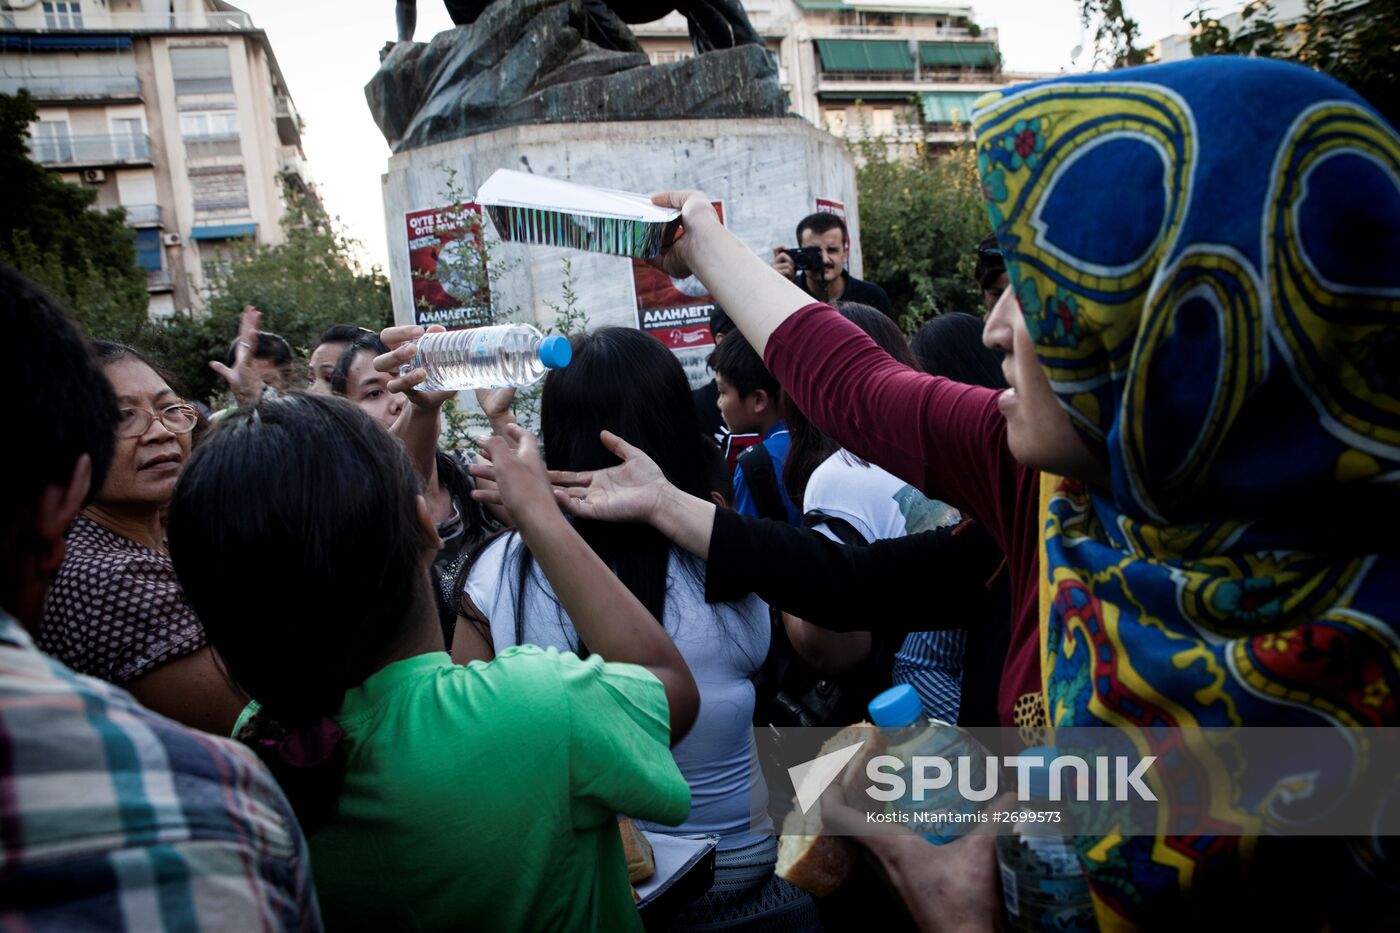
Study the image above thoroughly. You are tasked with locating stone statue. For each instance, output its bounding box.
[368,0,783,153]
[394,0,761,54]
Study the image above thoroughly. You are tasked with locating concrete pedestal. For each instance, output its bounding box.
[381,116,860,353]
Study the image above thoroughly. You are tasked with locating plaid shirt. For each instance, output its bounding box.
[0,610,320,931]
[892,629,968,724]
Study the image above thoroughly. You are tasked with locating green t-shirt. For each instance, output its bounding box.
[302,645,690,931]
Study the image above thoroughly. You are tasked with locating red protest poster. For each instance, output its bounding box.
[632,201,725,353]
[815,198,846,221]
[405,204,492,329]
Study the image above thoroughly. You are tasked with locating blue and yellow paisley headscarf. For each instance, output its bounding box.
[972,58,1400,926]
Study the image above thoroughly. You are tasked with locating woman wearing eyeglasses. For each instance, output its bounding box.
[38,341,246,735]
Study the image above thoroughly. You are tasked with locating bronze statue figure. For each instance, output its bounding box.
[394,0,761,54]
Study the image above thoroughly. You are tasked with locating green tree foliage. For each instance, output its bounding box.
[854,135,988,332]
[1078,0,1152,68]
[1189,0,1399,128]
[0,91,149,341]
[146,185,393,403]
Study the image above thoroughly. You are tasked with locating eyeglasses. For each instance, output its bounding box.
[117,403,198,438]
[977,247,1004,261]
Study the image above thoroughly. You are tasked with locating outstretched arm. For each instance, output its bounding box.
[538,431,1004,634]
[475,424,699,743]
[649,191,1013,522]
[706,508,1003,632]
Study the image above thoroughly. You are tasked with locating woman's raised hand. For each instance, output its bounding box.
[208,305,264,406]
[648,190,722,282]
[474,387,517,433]
[551,431,670,525]
[375,324,453,408]
[471,423,558,530]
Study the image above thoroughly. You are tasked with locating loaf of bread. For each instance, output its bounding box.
[618,817,655,883]
[775,722,886,896]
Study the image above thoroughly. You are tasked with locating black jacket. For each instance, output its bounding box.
[797,270,897,322]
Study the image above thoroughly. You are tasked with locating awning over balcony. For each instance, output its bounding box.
[918,42,998,68]
[920,90,987,124]
[815,39,914,73]
[191,223,256,240]
[0,35,133,52]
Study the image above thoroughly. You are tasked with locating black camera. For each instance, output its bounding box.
[784,246,825,272]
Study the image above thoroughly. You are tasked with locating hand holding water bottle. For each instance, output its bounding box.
[374,324,455,410]
[819,762,1003,933]
[397,323,572,392]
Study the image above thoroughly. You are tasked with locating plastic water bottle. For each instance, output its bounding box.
[995,746,1095,932]
[402,324,573,391]
[867,684,988,844]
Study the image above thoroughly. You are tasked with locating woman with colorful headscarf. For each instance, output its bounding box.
[554,57,1399,927]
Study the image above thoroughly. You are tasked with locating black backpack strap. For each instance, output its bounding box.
[737,441,789,522]
[801,510,869,547]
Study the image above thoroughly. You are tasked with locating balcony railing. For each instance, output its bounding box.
[28,11,253,31]
[30,133,151,165]
[0,74,140,100]
[123,203,162,226]
[275,95,301,146]
[185,135,242,159]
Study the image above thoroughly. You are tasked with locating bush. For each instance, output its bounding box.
[144,206,393,404]
[0,91,149,342]
[854,135,989,332]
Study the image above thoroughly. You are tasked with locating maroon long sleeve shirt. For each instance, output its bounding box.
[764,303,1044,730]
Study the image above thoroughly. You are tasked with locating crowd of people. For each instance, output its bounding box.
[2,56,1397,931]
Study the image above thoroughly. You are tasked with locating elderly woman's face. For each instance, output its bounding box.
[99,359,194,509]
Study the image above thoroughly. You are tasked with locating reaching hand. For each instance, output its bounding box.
[475,387,517,431]
[550,430,671,525]
[208,305,265,406]
[647,190,721,282]
[375,324,454,409]
[470,423,558,530]
[819,780,1003,933]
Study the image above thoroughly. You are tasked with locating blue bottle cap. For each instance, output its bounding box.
[538,334,572,369]
[868,684,923,728]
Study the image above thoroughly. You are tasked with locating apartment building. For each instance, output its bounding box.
[1,0,315,317]
[633,0,1022,146]
[1153,0,1371,62]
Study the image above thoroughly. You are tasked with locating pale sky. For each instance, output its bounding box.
[233,0,1223,272]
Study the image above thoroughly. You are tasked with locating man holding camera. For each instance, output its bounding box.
[771,212,896,322]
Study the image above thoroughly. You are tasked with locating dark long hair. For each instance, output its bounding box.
[167,393,434,832]
[782,302,921,506]
[510,327,712,651]
[910,313,1009,390]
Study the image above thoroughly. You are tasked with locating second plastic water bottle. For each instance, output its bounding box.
[867,684,988,844]
[996,747,1095,931]
[403,324,573,391]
